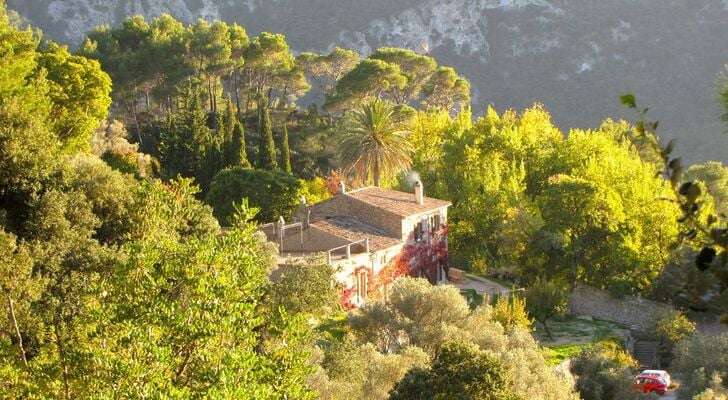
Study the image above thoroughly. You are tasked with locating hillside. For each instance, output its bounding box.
[8,0,728,163]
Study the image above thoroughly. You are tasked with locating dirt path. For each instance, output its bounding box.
[662,390,678,400]
[451,274,511,295]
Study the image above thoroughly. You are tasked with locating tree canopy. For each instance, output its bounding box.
[1,3,725,398]
[205,167,302,224]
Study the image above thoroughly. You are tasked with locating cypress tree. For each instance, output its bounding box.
[198,134,223,193]
[257,103,278,170]
[231,122,251,168]
[221,98,236,166]
[160,89,209,179]
[280,122,292,173]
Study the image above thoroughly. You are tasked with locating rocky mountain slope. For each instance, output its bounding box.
[8,0,728,163]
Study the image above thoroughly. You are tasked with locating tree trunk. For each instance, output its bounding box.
[208,76,214,112]
[129,98,143,146]
[7,296,28,368]
[374,162,381,187]
[245,87,252,116]
[568,254,577,291]
[212,76,218,113]
[174,342,196,383]
[540,319,553,340]
[233,71,242,119]
[280,87,288,109]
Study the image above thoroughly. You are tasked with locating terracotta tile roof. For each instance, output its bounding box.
[345,187,451,216]
[263,186,449,260]
[311,217,402,252]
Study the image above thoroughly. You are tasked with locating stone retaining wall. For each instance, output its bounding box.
[568,285,673,330]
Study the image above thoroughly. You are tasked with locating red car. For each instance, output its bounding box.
[632,374,668,395]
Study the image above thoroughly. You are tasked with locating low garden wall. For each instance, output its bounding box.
[568,285,673,330]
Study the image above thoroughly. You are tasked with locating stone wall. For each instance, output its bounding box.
[568,285,673,330]
[311,194,403,238]
[346,197,403,238]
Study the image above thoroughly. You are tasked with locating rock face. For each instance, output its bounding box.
[7,0,728,162]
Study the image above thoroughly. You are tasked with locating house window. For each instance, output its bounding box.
[430,214,441,232]
[414,221,424,241]
[356,270,368,302]
[381,253,387,265]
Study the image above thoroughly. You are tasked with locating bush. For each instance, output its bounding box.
[650,309,696,344]
[341,278,579,400]
[525,279,569,340]
[310,342,429,400]
[206,167,303,224]
[300,177,331,204]
[389,342,517,400]
[672,333,728,398]
[492,295,532,331]
[570,338,638,400]
[693,373,728,400]
[649,309,696,367]
[268,256,340,317]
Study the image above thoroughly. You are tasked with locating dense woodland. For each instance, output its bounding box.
[1,2,727,398]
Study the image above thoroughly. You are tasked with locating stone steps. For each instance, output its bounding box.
[633,340,659,369]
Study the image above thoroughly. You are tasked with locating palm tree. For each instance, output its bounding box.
[338,99,412,186]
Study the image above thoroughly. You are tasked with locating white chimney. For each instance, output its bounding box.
[277,216,285,239]
[414,180,424,205]
[338,181,346,194]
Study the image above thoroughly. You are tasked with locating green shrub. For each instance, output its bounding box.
[570,338,637,400]
[206,167,303,224]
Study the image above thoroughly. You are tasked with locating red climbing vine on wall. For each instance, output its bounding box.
[339,224,449,308]
[340,286,356,310]
[401,224,449,283]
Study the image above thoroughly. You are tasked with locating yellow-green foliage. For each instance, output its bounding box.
[492,295,532,331]
[313,278,578,400]
[409,104,680,294]
[301,177,331,204]
[651,309,696,344]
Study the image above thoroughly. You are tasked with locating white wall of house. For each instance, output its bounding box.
[331,242,406,306]
[400,207,449,242]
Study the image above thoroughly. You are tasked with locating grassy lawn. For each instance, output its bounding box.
[541,344,587,366]
[534,315,629,365]
[534,315,626,343]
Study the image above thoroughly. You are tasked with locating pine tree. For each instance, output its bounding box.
[280,122,292,173]
[231,122,251,168]
[257,103,278,170]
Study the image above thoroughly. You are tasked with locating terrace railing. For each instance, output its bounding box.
[326,238,369,264]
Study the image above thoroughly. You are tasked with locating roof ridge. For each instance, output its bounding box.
[343,186,376,194]
[348,185,449,201]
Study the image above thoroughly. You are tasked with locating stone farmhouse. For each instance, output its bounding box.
[261,181,451,308]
